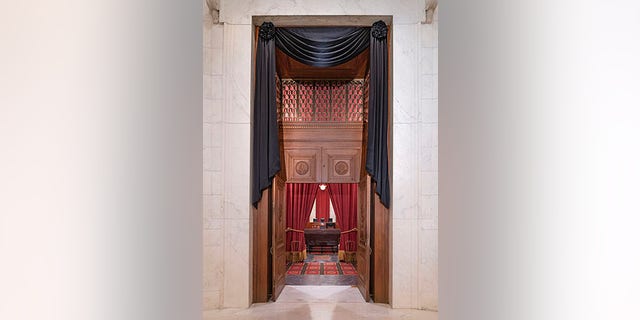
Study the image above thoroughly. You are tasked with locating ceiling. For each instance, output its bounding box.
[276,47,369,80]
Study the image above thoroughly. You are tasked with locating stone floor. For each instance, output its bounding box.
[202,285,438,320]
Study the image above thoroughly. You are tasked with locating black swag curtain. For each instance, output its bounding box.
[275,27,370,67]
[365,21,390,207]
[252,21,390,208]
[252,24,280,207]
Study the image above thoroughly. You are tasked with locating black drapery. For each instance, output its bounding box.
[365,21,390,207]
[252,22,280,207]
[252,21,390,208]
[275,27,370,67]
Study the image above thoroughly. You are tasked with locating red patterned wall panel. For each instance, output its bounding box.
[277,79,365,123]
[363,72,370,123]
[297,81,314,122]
[314,81,331,121]
[282,79,298,122]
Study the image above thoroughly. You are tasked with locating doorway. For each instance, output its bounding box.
[251,16,391,304]
[284,182,359,287]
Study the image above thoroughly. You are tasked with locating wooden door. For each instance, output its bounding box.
[356,175,371,301]
[271,176,287,300]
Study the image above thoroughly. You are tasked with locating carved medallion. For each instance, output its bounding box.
[334,161,349,175]
[295,161,310,175]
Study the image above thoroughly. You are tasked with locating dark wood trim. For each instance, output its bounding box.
[372,191,390,303]
[252,188,270,302]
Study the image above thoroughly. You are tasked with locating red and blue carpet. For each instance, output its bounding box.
[286,262,358,275]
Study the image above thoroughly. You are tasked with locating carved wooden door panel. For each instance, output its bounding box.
[271,176,287,301]
[356,175,371,301]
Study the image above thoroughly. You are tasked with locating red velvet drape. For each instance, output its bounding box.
[327,183,358,251]
[286,183,319,251]
[315,188,330,221]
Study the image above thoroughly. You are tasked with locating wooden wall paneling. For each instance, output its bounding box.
[322,148,361,183]
[283,148,320,183]
[356,175,371,301]
[271,176,287,300]
[252,188,270,302]
[281,125,363,144]
[372,188,390,303]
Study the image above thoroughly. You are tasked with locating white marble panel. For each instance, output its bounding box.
[203,21,213,49]
[203,171,213,195]
[224,24,251,124]
[392,219,418,309]
[392,24,419,124]
[203,123,213,147]
[433,47,438,74]
[203,98,214,123]
[211,123,222,147]
[420,145,438,173]
[211,171,223,195]
[203,237,224,283]
[211,75,224,100]
[223,123,250,219]
[392,123,419,220]
[203,194,224,223]
[203,74,213,99]
[420,74,433,99]
[419,194,438,223]
[204,224,224,247]
[418,223,438,310]
[419,98,438,124]
[433,74,438,99]
[224,183,250,220]
[223,219,251,308]
[223,123,250,174]
[212,49,224,75]
[419,123,438,149]
[432,21,438,48]
[211,147,223,171]
[203,98,223,124]
[420,171,438,196]
[219,0,423,25]
[420,23,437,48]
[203,147,213,171]
[211,25,224,49]
[203,290,221,310]
[204,47,214,75]
[420,46,434,75]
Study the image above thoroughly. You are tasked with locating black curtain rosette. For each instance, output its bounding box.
[252,20,390,208]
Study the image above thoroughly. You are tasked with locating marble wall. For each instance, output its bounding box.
[202,0,438,311]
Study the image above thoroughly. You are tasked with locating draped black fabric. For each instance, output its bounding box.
[252,22,280,207]
[365,21,390,208]
[252,21,390,208]
[275,27,370,67]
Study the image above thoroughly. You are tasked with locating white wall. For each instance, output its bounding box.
[202,0,438,311]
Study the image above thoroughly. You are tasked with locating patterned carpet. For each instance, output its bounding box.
[306,253,338,262]
[286,262,358,275]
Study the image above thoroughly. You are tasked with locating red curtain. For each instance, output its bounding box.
[286,183,319,251]
[315,188,330,221]
[327,183,358,251]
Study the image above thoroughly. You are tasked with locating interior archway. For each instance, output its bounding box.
[251,15,392,304]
